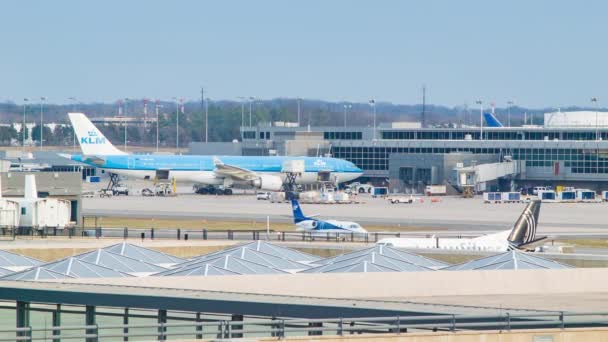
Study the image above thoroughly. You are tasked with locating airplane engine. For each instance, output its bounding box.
[251,175,283,191]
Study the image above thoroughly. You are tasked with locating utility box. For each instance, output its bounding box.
[282,160,305,173]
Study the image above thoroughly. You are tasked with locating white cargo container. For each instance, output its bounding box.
[501,192,521,203]
[270,192,287,203]
[483,192,502,203]
[298,191,319,202]
[425,185,447,196]
[558,191,577,202]
[537,190,558,202]
[0,199,19,227]
[576,189,598,202]
[333,192,350,202]
[33,199,72,228]
[319,191,335,203]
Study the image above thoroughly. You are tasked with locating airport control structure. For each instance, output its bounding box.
[188,110,608,193]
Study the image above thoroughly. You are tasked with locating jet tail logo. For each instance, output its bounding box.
[81,130,107,144]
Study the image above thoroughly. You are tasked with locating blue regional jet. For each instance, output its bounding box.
[291,199,367,233]
[66,113,363,191]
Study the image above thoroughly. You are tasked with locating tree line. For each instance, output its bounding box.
[0,98,602,147]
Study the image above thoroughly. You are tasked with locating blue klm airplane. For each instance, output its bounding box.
[291,199,367,233]
[66,113,363,192]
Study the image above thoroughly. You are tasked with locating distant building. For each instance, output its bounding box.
[544,111,608,128]
[235,119,608,191]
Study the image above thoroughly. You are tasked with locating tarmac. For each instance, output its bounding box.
[82,192,608,236]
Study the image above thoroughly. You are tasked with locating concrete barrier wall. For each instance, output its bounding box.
[61,268,608,299]
[171,327,608,342]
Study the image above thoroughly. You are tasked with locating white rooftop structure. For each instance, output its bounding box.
[102,242,186,268]
[0,250,43,272]
[2,257,132,280]
[0,266,13,277]
[313,245,447,269]
[443,251,572,271]
[76,249,169,276]
[544,111,608,128]
[182,248,310,273]
[300,245,447,274]
[199,241,320,264]
[155,255,288,276]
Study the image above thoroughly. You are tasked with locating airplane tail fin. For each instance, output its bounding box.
[483,112,504,127]
[68,113,127,156]
[290,199,308,224]
[507,200,542,250]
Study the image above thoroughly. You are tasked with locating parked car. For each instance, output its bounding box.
[256,191,271,200]
[141,188,154,197]
[113,184,129,196]
[99,189,113,198]
[81,191,95,198]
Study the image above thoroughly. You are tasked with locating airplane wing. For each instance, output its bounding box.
[212,157,259,181]
[516,236,548,251]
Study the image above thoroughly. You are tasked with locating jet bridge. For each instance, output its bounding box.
[452,160,523,193]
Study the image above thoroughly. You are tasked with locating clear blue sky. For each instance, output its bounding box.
[1,0,606,107]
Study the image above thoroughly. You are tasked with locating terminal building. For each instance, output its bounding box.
[190,111,608,193]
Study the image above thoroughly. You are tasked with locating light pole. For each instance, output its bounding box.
[476,100,483,140]
[297,98,301,126]
[369,99,376,140]
[343,104,352,128]
[123,98,129,152]
[155,100,161,152]
[507,100,514,127]
[172,97,180,153]
[592,97,599,141]
[205,98,209,143]
[68,97,77,152]
[22,98,29,151]
[40,97,46,150]
[237,97,246,140]
[248,97,255,127]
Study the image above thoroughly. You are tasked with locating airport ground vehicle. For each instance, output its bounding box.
[371,187,388,198]
[256,192,271,200]
[81,191,95,198]
[99,189,113,198]
[112,185,129,196]
[388,195,414,204]
[425,185,447,196]
[141,188,154,197]
[347,182,372,193]
[193,184,233,195]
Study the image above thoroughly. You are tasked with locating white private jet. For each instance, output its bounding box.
[291,200,367,234]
